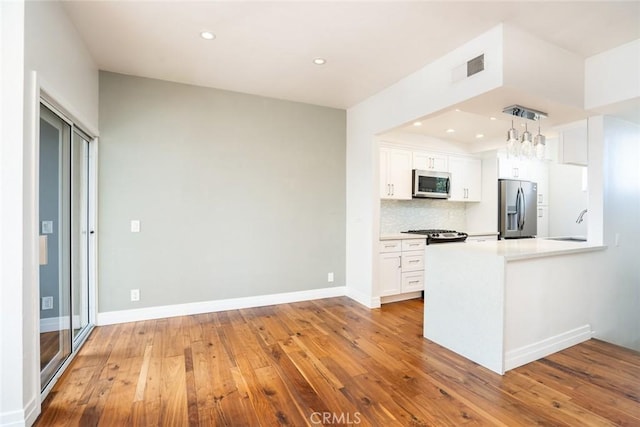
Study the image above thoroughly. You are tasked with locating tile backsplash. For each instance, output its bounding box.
[380,199,466,234]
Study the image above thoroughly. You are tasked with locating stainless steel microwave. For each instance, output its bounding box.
[412,170,451,199]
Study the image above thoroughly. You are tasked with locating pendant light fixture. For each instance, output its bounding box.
[506,120,519,158]
[534,123,546,160]
[502,105,548,160]
[521,123,533,159]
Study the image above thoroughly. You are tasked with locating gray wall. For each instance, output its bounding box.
[98,72,346,312]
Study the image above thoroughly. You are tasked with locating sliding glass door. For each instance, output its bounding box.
[71,129,91,344]
[39,102,93,390]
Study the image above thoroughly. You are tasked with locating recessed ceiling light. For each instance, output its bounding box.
[313,58,326,65]
[200,31,215,40]
[455,109,461,112]
[446,128,455,133]
[490,117,497,121]
[413,121,422,127]
[476,133,484,139]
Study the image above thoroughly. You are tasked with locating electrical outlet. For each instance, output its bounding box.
[130,289,140,301]
[131,220,141,233]
[327,272,334,283]
[42,296,53,310]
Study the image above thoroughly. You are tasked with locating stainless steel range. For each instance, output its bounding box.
[402,229,468,244]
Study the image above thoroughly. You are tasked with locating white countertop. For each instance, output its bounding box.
[379,233,426,241]
[426,238,605,260]
[380,230,498,241]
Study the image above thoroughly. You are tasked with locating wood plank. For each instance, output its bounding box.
[36,297,640,427]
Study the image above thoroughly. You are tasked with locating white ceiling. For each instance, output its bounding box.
[63,1,640,111]
[61,1,640,151]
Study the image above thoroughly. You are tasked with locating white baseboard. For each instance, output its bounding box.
[24,396,39,427]
[0,394,38,427]
[380,292,422,304]
[504,324,592,371]
[346,287,380,308]
[97,286,349,325]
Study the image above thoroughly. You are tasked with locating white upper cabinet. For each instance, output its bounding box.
[498,156,531,180]
[380,147,412,200]
[558,120,588,166]
[413,151,448,172]
[448,155,482,202]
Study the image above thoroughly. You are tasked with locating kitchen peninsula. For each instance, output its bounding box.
[423,238,605,374]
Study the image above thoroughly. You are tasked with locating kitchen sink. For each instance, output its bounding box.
[545,236,587,242]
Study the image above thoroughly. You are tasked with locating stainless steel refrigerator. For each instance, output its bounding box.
[498,179,538,239]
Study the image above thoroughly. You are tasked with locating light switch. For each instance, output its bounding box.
[41,220,53,234]
[131,220,141,233]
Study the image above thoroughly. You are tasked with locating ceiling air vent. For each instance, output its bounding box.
[451,53,485,83]
[467,54,484,77]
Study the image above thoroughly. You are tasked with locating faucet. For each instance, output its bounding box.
[576,209,588,224]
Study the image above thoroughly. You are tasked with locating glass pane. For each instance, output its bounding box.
[39,104,72,387]
[71,130,90,343]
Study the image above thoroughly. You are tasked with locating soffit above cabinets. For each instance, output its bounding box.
[388,87,593,151]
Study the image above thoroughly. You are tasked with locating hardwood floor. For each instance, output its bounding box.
[37,297,640,426]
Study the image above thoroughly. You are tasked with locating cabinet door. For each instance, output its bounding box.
[387,149,412,200]
[528,162,549,205]
[379,253,402,296]
[537,206,549,238]
[380,148,391,198]
[498,156,529,180]
[559,122,588,166]
[448,156,482,202]
[431,154,448,172]
[413,151,448,172]
[465,157,482,201]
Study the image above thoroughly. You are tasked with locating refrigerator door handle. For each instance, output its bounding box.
[520,187,526,230]
[516,188,523,230]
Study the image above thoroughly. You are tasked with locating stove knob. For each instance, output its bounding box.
[433,233,439,237]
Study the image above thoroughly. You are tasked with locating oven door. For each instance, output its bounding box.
[412,170,451,199]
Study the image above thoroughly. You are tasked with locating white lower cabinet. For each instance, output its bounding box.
[379,252,402,296]
[401,271,424,293]
[537,206,549,237]
[379,239,425,298]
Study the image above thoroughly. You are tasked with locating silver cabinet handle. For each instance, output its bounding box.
[409,260,420,263]
[391,183,394,195]
[408,280,420,284]
[387,184,391,196]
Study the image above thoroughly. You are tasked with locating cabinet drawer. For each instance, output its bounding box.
[401,239,426,251]
[379,240,402,253]
[401,251,424,271]
[402,271,424,292]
